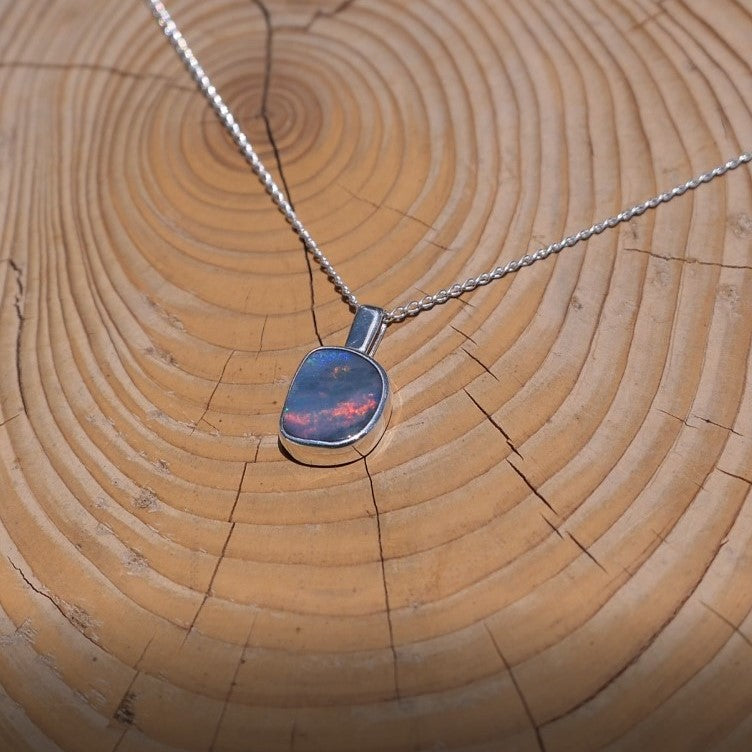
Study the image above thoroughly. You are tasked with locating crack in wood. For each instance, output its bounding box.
[364,456,400,700]
[0,413,21,429]
[8,259,27,414]
[463,388,522,458]
[209,616,257,752]
[192,349,236,434]
[568,532,607,573]
[484,623,545,752]
[182,459,251,644]
[276,0,360,32]
[461,347,499,383]
[253,0,323,346]
[8,558,101,649]
[0,60,194,92]
[543,454,738,727]
[624,246,752,271]
[111,635,153,743]
[692,414,742,436]
[539,513,564,539]
[506,459,556,514]
[338,183,456,253]
[700,601,752,650]
[449,324,478,346]
[717,467,752,486]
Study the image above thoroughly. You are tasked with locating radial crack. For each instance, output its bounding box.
[0,413,20,429]
[8,259,27,413]
[624,246,752,271]
[693,415,742,436]
[192,349,236,434]
[464,388,521,458]
[701,601,752,650]
[209,616,257,752]
[507,459,555,514]
[717,467,752,486]
[568,532,607,573]
[462,348,499,383]
[183,515,241,644]
[484,623,545,751]
[253,0,322,345]
[450,325,478,346]
[297,0,359,32]
[540,513,563,539]
[0,60,194,92]
[9,558,103,651]
[364,457,400,700]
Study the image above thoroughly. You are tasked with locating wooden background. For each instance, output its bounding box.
[1,0,752,750]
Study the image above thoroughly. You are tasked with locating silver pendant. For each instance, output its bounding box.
[279,306,391,466]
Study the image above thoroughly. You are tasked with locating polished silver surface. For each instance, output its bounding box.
[345,305,386,355]
[145,0,751,324]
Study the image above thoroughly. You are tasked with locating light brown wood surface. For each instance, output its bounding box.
[1,0,752,750]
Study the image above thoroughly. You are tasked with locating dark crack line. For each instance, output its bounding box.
[717,467,752,486]
[540,513,563,539]
[295,0,359,32]
[110,727,129,752]
[229,461,250,522]
[568,532,607,573]
[364,456,400,700]
[484,623,545,752]
[8,260,27,414]
[624,246,752,271]
[192,350,236,434]
[253,0,322,346]
[0,60,194,92]
[627,8,667,33]
[183,460,248,643]
[257,315,269,352]
[8,558,100,649]
[507,459,556,514]
[701,601,752,650]
[110,615,155,746]
[693,415,742,436]
[183,515,242,644]
[450,325,478,346]
[657,408,692,428]
[462,347,499,383]
[463,388,522,459]
[182,528,234,644]
[339,183,445,239]
[0,413,20,429]
[209,616,257,752]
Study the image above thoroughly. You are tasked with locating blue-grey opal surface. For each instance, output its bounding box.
[282,348,384,444]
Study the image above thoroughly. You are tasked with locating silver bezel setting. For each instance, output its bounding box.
[279,346,392,466]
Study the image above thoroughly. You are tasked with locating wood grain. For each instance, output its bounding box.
[1,0,752,750]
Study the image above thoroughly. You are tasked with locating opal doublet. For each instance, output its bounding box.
[280,346,391,465]
[280,305,391,466]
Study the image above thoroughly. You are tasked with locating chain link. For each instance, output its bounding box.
[146,1,750,326]
[146,0,359,310]
[386,152,752,322]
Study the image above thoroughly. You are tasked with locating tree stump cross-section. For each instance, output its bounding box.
[1,0,752,750]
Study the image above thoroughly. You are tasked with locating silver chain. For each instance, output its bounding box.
[146,0,751,325]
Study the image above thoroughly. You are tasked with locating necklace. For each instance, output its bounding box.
[146,0,751,466]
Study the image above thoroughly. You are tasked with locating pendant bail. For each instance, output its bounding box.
[345,305,386,357]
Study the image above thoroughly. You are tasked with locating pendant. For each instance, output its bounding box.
[279,306,391,466]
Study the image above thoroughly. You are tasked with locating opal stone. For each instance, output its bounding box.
[281,348,386,445]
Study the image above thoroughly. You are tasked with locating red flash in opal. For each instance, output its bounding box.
[281,349,386,444]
